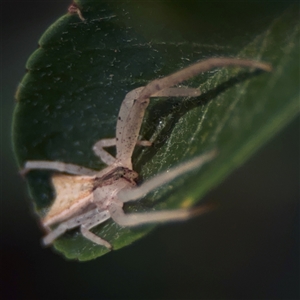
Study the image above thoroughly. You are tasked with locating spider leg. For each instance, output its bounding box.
[42,208,110,246]
[138,57,272,102]
[80,227,112,249]
[80,210,112,248]
[93,137,151,166]
[115,87,201,168]
[118,150,217,203]
[42,222,70,246]
[115,87,149,168]
[109,202,212,227]
[116,58,271,167]
[93,138,117,165]
[21,161,99,176]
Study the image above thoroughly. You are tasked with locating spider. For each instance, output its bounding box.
[21,57,272,249]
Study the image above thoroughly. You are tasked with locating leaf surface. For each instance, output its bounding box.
[13,2,299,260]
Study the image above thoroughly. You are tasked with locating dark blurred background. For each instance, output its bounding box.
[1,1,299,299]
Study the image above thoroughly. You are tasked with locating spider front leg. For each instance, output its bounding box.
[110,150,217,226]
[115,86,201,168]
[21,161,99,176]
[118,150,217,203]
[109,201,212,227]
[115,57,271,168]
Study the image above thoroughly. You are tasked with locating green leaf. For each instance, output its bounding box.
[12,2,299,260]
